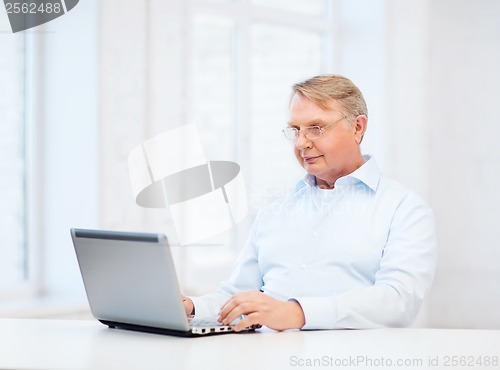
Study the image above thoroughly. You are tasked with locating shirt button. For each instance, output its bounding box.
[300,264,306,269]
[312,231,318,237]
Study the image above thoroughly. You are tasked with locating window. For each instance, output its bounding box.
[249,22,323,205]
[190,0,335,213]
[185,0,336,292]
[0,15,28,290]
[191,14,235,162]
[251,0,325,16]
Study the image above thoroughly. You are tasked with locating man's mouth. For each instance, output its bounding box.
[302,155,322,163]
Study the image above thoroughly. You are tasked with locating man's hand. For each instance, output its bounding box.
[182,295,194,316]
[218,291,305,332]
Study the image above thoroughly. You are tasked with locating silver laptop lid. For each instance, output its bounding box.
[71,228,190,332]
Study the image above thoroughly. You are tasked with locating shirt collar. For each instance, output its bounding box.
[295,155,381,192]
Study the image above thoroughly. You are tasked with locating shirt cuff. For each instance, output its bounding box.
[188,293,229,318]
[189,296,212,318]
[292,296,338,330]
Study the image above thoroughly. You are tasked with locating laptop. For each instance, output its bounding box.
[70,228,247,337]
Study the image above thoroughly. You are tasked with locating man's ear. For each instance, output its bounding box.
[353,115,368,144]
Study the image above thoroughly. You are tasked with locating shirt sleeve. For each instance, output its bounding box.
[190,213,264,318]
[294,191,438,329]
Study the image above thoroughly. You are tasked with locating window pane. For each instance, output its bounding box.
[0,19,26,285]
[187,15,236,290]
[251,0,325,16]
[250,24,322,209]
[191,15,235,161]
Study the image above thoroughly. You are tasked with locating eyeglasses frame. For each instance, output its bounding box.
[282,115,348,141]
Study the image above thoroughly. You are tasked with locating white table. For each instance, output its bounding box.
[0,318,499,370]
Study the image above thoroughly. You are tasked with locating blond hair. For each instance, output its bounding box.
[292,74,368,120]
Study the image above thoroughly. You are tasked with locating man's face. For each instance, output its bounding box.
[288,93,364,188]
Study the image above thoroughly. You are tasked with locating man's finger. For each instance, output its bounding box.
[220,303,246,325]
[218,298,238,322]
[234,312,260,332]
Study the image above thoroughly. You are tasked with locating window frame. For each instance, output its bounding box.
[188,0,339,189]
[0,31,41,299]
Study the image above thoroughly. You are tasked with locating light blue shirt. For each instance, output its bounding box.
[191,156,437,329]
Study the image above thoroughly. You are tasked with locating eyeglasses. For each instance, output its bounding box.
[282,116,347,141]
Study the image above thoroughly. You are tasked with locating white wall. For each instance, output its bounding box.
[425,0,500,329]
[382,0,500,328]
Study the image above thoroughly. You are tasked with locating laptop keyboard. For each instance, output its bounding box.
[189,315,223,327]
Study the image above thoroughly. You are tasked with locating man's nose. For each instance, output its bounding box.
[295,131,312,150]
